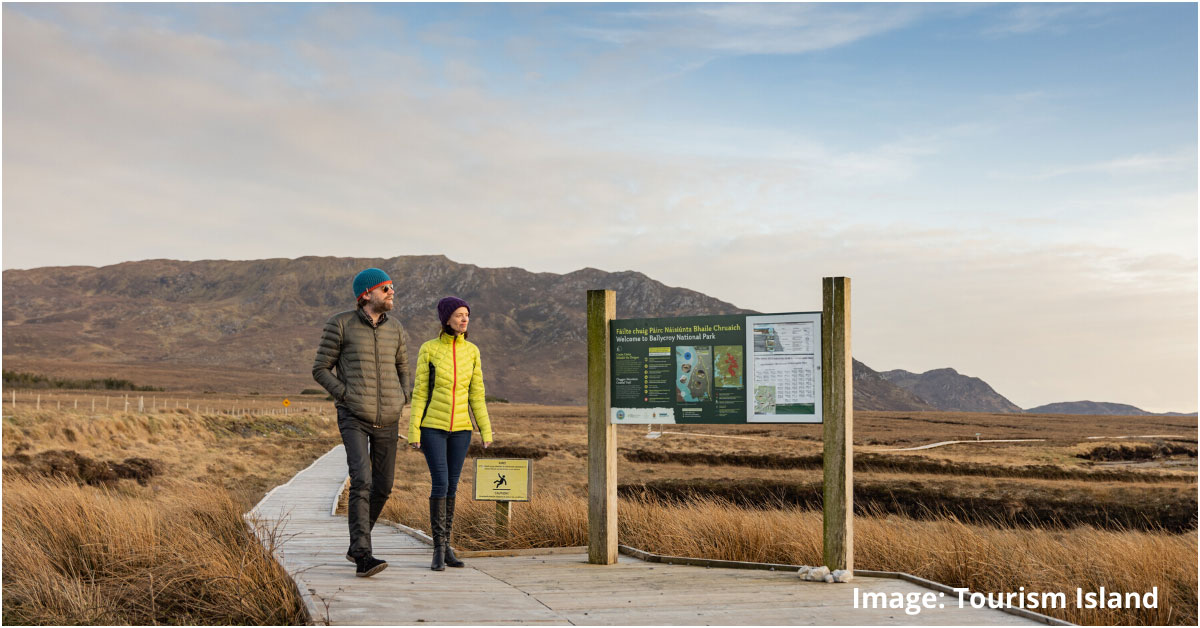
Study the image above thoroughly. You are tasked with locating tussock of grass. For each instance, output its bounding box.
[1,476,307,625]
[382,493,1195,626]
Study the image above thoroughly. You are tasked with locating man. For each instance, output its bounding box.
[313,267,410,577]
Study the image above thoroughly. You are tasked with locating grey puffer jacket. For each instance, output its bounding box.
[312,308,411,426]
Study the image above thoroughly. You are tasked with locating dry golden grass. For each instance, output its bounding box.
[1,475,307,625]
[3,406,341,506]
[372,403,1197,626]
[6,399,1195,625]
[379,492,1195,626]
[2,402,343,625]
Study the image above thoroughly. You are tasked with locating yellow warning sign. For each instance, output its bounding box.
[474,458,531,502]
[282,398,291,407]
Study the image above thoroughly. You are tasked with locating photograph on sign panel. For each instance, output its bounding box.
[675,346,713,403]
[714,345,744,389]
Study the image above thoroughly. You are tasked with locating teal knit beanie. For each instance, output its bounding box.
[353,268,392,300]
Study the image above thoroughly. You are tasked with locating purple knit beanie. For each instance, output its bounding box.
[437,296,470,325]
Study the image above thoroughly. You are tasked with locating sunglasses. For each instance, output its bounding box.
[377,284,395,294]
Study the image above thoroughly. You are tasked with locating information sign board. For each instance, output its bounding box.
[609,312,821,424]
[474,458,531,501]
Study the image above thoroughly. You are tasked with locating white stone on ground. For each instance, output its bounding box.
[796,565,853,583]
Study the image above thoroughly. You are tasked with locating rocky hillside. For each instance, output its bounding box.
[853,360,937,412]
[10,256,1147,413]
[3,256,920,409]
[880,367,1022,413]
[3,256,760,404]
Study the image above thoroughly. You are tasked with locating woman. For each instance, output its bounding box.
[408,296,493,571]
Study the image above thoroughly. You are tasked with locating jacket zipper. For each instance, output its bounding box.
[449,336,458,431]
[373,326,382,427]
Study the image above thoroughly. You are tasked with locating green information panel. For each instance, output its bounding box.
[609,312,822,424]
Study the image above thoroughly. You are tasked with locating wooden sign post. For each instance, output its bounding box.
[495,501,512,536]
[587,289,617,565]
[821,276,853,572]
[585,279,852,572]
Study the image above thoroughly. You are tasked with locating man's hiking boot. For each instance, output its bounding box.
[355,555,388,578]
[443,496,465,568]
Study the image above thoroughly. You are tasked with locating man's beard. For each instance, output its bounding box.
[367,296,394,313]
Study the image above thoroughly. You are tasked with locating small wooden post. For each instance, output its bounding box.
[138,396,144,413]
[822,277,853,572]
[36,395,40,410]
[495,500,512,536]
[587,289,617,565]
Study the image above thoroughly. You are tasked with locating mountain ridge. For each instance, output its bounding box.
[880,367,1023,414]
[3,256,1183,414]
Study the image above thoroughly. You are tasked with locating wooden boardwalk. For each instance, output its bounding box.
[247,446,1055,626]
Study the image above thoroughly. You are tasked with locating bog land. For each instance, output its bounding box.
[2,393,1196,625]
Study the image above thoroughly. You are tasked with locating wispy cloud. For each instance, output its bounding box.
[571,3,926,55]
[1039,151,1197,179]
[982,3,1112,37]
[985,148,1197,182]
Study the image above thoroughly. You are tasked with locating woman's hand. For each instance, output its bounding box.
[483,441,491,449]
[411,442,421,450]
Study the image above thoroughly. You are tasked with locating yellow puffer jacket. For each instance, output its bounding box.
[408,332,492,444]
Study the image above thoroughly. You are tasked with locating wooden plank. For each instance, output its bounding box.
[247,444,1046,627]
[586,289,617,565]
[822,276,853,572]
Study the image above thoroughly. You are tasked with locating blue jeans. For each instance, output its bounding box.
[420,427,472,498]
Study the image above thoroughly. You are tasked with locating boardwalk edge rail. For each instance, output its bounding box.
[616,545,1071,626]
[247,450,1073,627]
[243,447,349,625]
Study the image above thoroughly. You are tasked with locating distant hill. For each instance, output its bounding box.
[3,256,1178,414]
[880,367,1022,413]
[853,360,937,412]
[3,256,759,404]
[1024,401,1195,416]
[3,255,926,408]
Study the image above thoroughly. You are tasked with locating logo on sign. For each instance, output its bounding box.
[616,410,625,421]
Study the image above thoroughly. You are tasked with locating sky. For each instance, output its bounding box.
[2,2,1196,412]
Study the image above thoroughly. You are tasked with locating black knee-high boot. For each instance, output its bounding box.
[430,497,446,571]
[443,496,465,568]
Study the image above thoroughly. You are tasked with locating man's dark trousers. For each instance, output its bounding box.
[337,405,398,559]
